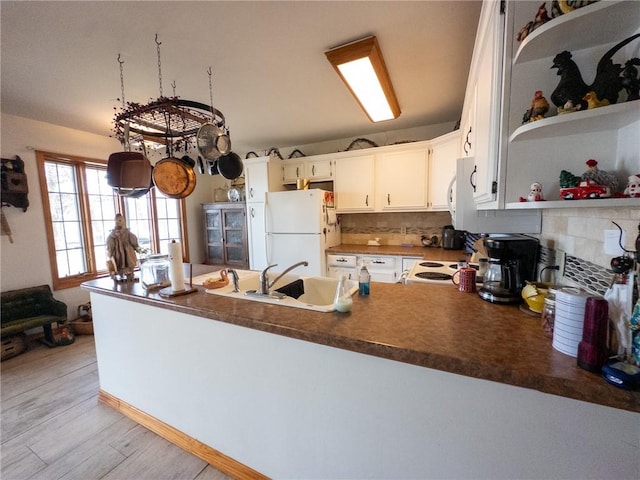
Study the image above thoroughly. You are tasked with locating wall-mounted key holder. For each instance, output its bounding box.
[1,156,29,211]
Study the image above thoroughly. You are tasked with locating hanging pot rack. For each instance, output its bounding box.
[112,35,227,151]
[114,98,225,144]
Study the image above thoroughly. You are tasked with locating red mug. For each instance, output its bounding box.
[452,267,476,293]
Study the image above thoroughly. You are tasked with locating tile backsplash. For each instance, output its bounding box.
[339,211,452,246]
[536,207,639,291]
[339,206,639,293]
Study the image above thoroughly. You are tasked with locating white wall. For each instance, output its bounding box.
[0,113,222,316]
[92,293,640,479]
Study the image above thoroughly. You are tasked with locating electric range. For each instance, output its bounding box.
[405,260,481,285]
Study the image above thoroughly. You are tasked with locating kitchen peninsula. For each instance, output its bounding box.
[83,263,639,479]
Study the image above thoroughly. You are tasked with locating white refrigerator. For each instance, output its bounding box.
[265,189,340,276]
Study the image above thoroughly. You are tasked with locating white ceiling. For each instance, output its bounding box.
[1,1,481,156]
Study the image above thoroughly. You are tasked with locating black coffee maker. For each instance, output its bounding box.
[478,235,539,304]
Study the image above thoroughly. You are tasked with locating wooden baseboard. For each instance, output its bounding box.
[98,390,269,480]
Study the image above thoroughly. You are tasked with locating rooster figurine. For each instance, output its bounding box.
[517,2,550,42]
[522,90,550,123]
[581,159,618,192]
[621,58,640,101]
[550,33,640,110]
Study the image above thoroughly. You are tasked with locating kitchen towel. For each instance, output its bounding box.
[168,240,185,292]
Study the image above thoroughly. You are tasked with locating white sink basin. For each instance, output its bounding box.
[205,271,357,312]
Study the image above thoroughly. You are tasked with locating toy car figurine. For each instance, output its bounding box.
[560,180,612,200]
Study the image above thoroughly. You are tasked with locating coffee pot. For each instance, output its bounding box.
[478,235,539,304]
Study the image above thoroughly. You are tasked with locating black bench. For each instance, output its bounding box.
[1,285,68,347]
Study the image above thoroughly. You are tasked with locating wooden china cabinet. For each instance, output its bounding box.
[202,202,249,268]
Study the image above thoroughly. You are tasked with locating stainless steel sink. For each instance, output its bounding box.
[205,270,357,312]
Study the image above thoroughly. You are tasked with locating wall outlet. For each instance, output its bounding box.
[556,249,566,279]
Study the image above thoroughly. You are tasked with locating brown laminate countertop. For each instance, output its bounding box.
[327,244,465,259]
[82,265,639,413]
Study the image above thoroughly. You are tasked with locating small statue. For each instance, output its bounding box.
[621,58,640,101]
[516,2,550,42]
[550,34,640,109]
[522,91,550,123]
[557,99,581,115]
[581,159,618,192]
[624,174,640,198]
[559,169,581,188]
[106,213,140,282]
[583,91,609,109]
[519,182,544,202]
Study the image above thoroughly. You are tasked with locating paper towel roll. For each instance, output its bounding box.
[168,240,185,292]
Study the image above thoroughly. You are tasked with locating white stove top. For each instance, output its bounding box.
[406,259,480,285]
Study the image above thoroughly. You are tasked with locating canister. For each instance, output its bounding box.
[140,254,171,289]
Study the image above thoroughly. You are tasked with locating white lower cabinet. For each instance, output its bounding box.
[246,202,267,271]
[326,254,358,280]
[327,253,425,283]
[401,257,422,273]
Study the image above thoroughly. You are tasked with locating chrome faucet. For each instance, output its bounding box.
[258,261,309,295]
[226,269,240,292]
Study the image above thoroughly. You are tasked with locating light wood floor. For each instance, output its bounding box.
[1,335,233,480]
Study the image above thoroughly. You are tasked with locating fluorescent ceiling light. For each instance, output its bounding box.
[325,36,400,122]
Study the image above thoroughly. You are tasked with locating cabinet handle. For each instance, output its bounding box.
[337,258,347,263]
[470,165,477,193]
[312,165,316,176]
[464,126,472,155]
[365,194,369,206]
[296,167,299,178]
[249,187,254,199]
[387,193,391,205]
[250,207,255,218]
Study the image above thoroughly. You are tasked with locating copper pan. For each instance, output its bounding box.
[152,156,196,199]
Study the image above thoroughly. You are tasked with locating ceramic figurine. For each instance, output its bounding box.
[557,99,581,115]
[516,2,550,42]
[522,91,550,123]
[552,0,599,17]
[581,159,618,192]
[519,182,544,202]
[106,213,140,282]
[624,173,640,198]
[583,91,609,109]
[550,34,640,109]
[559,169,581,189]
[621,58,640,101]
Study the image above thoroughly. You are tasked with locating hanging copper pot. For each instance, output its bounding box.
[152,156,196,199]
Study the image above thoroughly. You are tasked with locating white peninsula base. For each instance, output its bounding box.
[90,293,639,479]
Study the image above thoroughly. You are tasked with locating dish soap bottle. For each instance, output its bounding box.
[333,274,353,312]
[359,262,370,296]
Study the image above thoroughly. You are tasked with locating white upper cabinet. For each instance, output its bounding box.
[281,155,334,184]
[244,155,284,203]
[375,148,428,211]
[282,160,305,184]
[306,157,333,181]
[502,0,640,209]
[428,131,461,210]
[460,0,505,208]
[334,154,375,213]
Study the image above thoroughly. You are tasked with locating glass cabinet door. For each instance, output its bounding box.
[202,204,248,268]
[204,209,224,264]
